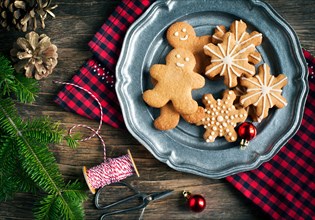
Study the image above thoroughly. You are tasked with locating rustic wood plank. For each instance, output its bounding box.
[0,0,313,219]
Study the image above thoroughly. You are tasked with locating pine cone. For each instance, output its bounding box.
[10,31,58,80]
[0,0,57,32]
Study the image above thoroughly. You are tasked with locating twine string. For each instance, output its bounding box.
[53,80,136,189]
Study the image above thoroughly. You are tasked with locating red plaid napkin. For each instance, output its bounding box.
[55,1,315,219]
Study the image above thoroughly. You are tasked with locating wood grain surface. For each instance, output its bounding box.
[0,0,314,219]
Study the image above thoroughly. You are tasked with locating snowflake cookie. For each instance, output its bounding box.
[204,32,256,88]
[212,20,263,65]
[240,64,288,122]
[200,90,247,143]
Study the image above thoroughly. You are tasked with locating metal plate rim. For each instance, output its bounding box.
[116,0,308,179]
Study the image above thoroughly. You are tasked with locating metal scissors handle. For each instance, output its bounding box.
[95,181,173,219]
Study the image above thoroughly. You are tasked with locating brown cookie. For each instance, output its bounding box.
[212,20,263,65]
[233,85,259,122]
[212,25,226,44]
[183,90,247,142]
[166,21,212,74]
[153,102,180,130]
[239,64,288,122]
[143,48,205,115]
[204,32,256,88]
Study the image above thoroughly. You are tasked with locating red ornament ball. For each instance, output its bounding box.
[187,194,206,212]
[238,122,257,141]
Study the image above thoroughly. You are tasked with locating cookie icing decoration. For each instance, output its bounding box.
[204,32,256,88]
[198,90,247,142]
[143,48,205,115]
[240,64,288,122]
[212,20,263,65]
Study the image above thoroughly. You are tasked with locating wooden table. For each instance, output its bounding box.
[0,0,314,219]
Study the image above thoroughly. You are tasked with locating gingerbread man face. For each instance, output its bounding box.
[166,48,196,71]
[166,22,196,48]
[166,22,212,74]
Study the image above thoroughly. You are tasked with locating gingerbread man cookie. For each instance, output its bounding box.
[143,48,205,115]
[153,102,180,130]
[240,64,288,122]
[212,20,263,65]
[166,22,212,73]
[204,32,256,88]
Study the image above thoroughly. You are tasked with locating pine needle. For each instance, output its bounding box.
[0,98,87,219]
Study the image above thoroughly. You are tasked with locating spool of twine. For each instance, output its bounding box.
[54,81,140,194]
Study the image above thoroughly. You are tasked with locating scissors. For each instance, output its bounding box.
[95,181,173,219]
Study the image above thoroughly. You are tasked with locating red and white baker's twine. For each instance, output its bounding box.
[53,80,137,191]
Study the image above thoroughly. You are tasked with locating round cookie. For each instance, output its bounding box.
[143,48,205,115]
[166,21,212,74]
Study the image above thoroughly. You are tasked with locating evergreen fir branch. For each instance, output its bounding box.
[34,181,87,220]
[22,117,63,144]
[16,136,65,195]
[0,98,87,219]
[0,136,20,201]
[34,194,58,220]
[63,180,88,202]
[14,74,39,103]
[0,54,39,103]
[0,134,38,201]
[0,55,16,97]
[64,133,81,149]
[0,98,23,137]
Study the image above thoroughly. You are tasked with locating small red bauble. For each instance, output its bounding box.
[183,191,206,212]
[237,122,257,150]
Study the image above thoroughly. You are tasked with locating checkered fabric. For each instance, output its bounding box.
[55,0,151,128]
[226,49,315,220]
[55,58,124,128]
[55,1,315,219]
[88,0,151,72]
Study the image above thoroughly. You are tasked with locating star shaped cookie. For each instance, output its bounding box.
[204,32,256,88]
[200,90,247,142]
[240,64,288,122]
[212,20,263,64]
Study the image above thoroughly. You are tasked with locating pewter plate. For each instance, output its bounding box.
[115,0,308,178]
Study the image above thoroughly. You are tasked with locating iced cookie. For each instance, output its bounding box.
[183,90,247,142]
[233,85,259,122]
[166,21,212,73]
[239,64,288,122]
[204,32,256,88]
[212,20,263,65]
[143,48,205,115]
